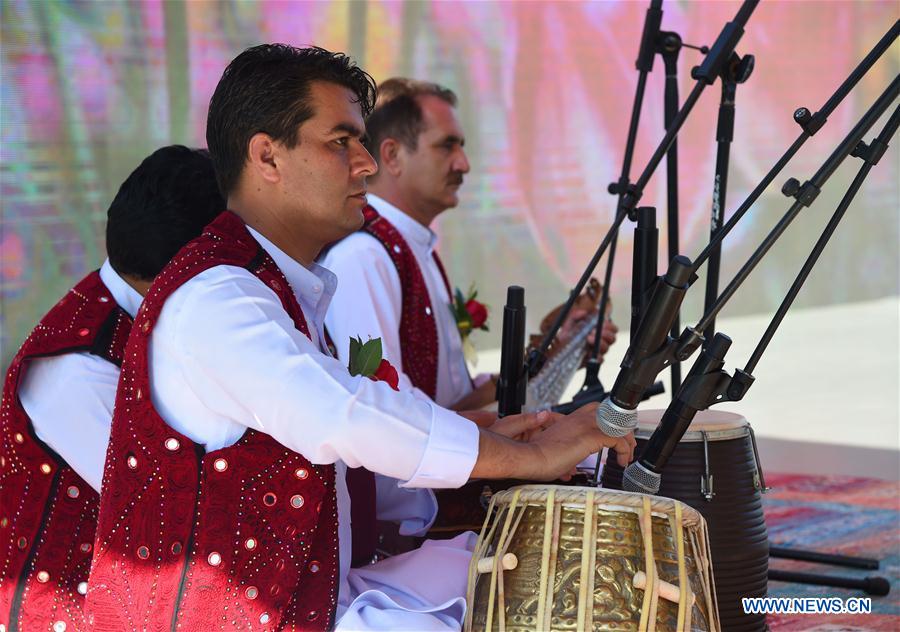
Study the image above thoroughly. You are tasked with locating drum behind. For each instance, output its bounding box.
[602,410,768,631]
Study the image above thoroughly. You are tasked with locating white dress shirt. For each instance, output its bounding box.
[323,194,474,409]
[20,260,143,492]
[147,224,479,622]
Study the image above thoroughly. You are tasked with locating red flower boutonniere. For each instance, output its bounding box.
[450,285,489,365]
[348,336,399,391]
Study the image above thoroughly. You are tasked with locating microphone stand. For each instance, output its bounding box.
[582,2,708,396]
[528,0,760,387]
[581,0,664,395]
[702,52,755,347]
[632,95,900,592]
[601,20,899,399]
[661,33,684,393]
[688,75,899,343]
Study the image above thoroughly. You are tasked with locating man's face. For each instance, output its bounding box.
[398,95,470,217]
[277,81,377,245]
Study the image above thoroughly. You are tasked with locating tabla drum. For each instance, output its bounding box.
[601,410,768,632]
[465,485,719,632]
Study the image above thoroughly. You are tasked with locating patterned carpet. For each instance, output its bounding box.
[764,473,900,631]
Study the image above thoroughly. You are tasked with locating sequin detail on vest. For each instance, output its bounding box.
[85,211,339,630]
[0,271,131,631]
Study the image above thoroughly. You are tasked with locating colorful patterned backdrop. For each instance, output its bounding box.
[2,0,898,366]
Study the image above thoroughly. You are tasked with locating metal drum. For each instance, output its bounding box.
[602,410,769,631]
[466,485,719,632]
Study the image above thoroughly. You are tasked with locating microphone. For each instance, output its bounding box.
[595,255,697,437]
[496,286,526,417]
[623,333,733,494]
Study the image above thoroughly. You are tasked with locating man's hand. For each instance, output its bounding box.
[585,319,619,359]
[459,409,557,441]
[469,403,635,482]
[526,403,635,480]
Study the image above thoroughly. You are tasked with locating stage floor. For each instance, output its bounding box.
[765,472,899,630]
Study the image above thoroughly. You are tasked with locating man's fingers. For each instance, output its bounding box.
[491,410,551,438]
[613,434,636,467]
[569,308,589,321]
[459,410,498,428]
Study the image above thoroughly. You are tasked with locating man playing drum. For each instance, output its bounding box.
[84,44,635,630]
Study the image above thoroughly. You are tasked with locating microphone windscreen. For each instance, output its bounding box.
[595,397,637,437]
[623,460,661,494]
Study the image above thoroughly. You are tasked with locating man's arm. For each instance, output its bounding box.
[154,266,478,488]
[471,405,635,481]
[19,353,118,491]
[153,267,632,490]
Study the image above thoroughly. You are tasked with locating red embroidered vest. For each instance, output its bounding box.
[360,206,451,400]
[0,271,131,631]
[85,211,339,630]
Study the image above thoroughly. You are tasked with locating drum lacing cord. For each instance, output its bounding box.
[698,517,721,631]
[576,489,597,631]
[484,488,524,632]
[535,488,556,631]
[638,496,660,632]
[672,502,693,631]
[465,492,501,631]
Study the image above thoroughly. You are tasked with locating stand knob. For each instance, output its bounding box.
[794,107,812,125]
[781,177,801,198]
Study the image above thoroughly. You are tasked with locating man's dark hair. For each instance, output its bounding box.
[206,44,377,196]
[364,77,458,164]
[106,145,225,281]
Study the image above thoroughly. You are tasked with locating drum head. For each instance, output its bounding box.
[488,484,706,527]
[635,409,748,442]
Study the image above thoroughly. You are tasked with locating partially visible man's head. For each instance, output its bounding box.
[365,78,470,220]
[207,44,377,197]
[206,44,378,249]
[106,145,224,286]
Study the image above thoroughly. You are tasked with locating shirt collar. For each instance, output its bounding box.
[367,194,438,253]
[244,224,337,312]
[99,259,143,319]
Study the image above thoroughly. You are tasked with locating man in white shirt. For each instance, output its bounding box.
[321,78,620,545]
[85,45,635,630]
[1,145,224,631]
[323,78,619,413]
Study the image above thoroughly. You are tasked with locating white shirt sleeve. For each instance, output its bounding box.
[18,352,118,492]
[323,233,414,392]
[150,265,478,489]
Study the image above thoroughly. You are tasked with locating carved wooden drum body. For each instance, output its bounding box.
[465,485,720,632]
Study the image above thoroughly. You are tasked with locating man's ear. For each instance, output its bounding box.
[379,138,405,178]
[247,133,281,184]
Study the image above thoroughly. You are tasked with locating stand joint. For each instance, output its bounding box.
[850,137,889,166]
[781,178,821,206]
[793,107,827,135]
